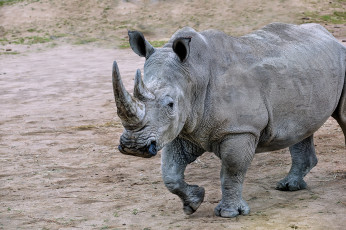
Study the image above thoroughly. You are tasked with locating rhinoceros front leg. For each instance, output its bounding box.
[276,135,318,191]
[214,134,257,218]
[161,138,205,215]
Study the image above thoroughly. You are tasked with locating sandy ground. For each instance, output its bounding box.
[0,0,346,229]
[0,44,345,230]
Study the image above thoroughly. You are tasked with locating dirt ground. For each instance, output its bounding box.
[0,0,346,230]
[0,43,345,230]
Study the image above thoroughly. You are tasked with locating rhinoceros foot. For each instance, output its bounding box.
[214,198,250,218]
[276,176,307,191]
[182,185,205,215]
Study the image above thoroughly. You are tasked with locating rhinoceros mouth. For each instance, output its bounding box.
[118,141,157,158]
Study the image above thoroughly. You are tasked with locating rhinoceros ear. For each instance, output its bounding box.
[173,37,191,63]
[128,30,155,59]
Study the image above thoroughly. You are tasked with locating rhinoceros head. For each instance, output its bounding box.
[112,30,192,158]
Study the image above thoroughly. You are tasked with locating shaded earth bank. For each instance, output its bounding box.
[0,0,345,48]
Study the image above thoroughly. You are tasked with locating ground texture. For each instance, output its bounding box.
[0,0,345,229]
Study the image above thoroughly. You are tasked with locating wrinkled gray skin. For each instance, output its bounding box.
[112,23,346,218]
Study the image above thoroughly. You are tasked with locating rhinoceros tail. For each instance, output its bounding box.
[332,70,346,145]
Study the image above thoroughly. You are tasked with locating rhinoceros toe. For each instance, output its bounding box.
[276,177,307,191]
[214,199,250,218]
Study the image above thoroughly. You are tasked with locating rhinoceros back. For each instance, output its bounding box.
[170,23,345,152]
[241,23,346,151]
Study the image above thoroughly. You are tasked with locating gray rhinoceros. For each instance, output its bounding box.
[112,23,346,218]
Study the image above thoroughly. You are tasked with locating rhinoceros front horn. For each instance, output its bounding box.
[112,61,145,126]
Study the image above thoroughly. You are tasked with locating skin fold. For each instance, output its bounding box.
[112,23,346,218]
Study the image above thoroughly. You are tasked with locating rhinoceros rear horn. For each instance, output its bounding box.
[112,61,145,126]
[134,69,155,101]
[128,30,155,59]
[173,37,191,62]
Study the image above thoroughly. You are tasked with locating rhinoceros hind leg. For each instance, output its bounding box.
[276,135,317,191]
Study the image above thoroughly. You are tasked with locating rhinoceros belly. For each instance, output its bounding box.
[254,49,344,152]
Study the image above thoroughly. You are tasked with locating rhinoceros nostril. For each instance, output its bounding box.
[118,144,124,153]
[148,141,157,156]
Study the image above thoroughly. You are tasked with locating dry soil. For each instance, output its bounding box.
[0,1,345,230]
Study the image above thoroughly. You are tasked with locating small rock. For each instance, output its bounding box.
[301,17,310,20]
[5,48,12,52]
[342,40,346,42]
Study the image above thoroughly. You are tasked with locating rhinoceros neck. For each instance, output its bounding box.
[178,30,265,150]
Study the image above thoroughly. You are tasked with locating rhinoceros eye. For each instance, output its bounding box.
[162,96,174,114]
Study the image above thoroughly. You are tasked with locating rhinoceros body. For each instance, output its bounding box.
[112,23,346,218]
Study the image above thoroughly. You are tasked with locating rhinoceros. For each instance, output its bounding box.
[111,23,346,218]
